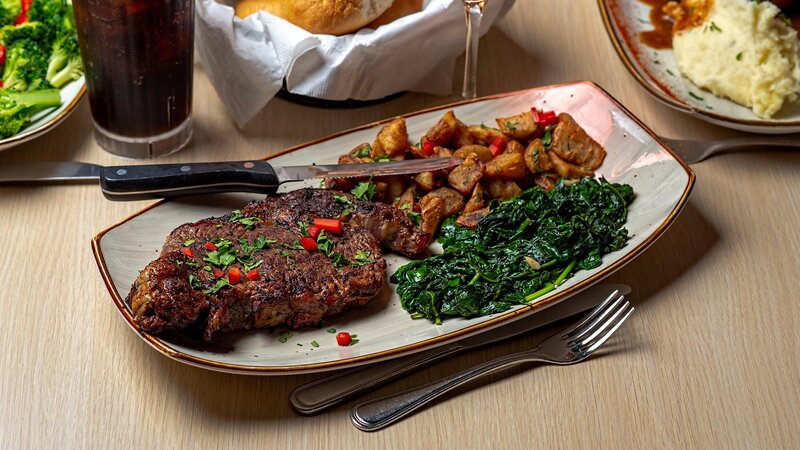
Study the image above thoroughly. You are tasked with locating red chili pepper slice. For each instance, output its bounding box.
[212,268,224,278]
[181,247,194,257]
[306,225,322,240]
[245,269,260,281]
[299,237,317,251]
[15,0,31,24]
[422,140,435,156]
[204,242,218,251]
[228,267,242,285]
[488,137,507,157]
[531,108,559,127]
[0,45,6,67]
[313,218,343,235]
[336,332,352,346]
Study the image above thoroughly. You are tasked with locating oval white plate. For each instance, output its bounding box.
[0,76,86,151]
[599,0,800,134]
[92,81,694,375]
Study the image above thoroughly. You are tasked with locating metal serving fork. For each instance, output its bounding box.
[661,134,800,164]
[350,293,634,431]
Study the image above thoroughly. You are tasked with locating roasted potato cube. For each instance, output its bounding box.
[452,119,475,148]
[486,179,523,201]
[447,153,485,195]
[549,113,605,169]
[414,171,436,192]
[408,145,425,159]
[373,181,389,203]
[419,196,446,235]
[382,176,407,205]
[456,206,490,229]
[422,187,465,217]
[454,144,493,163]
[505,139,526,155]
[463,183,486,214]
[524,139,553,173]
[467,125,507,145]
[338,154,362,165]
[496,111,538,140]
[435,146,453,158]
[548,151,594,179]
[422,110,458,147]
[372,118,410,158]
[534,173,559,192]
[394,185,416,209]
[485,153,527,179]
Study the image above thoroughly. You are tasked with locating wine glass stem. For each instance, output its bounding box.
[462,2,484,99]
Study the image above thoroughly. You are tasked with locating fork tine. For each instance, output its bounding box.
[579,304,634,354]
[566,294,626,344]
[560,290,622,339]
[571,299,631,348]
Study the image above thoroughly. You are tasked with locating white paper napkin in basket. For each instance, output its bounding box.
[195,0,514,127]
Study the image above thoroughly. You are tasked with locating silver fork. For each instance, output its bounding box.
[350,293,634,431]
[661,134,800,164]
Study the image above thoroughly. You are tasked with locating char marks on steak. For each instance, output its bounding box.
[127,189,430,341]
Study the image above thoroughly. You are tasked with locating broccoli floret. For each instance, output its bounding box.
[46,33,81,88]
[28,0,74,39]
[0,88,61,137]
[0,0,21,28]
[1,23,52,91]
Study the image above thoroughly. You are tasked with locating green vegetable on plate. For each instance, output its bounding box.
[391,178,634,324]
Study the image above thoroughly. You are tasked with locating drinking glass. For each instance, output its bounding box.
[461,0,487,99]
[73,0,194,158]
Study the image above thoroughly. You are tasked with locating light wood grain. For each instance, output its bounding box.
[1,1,799,448]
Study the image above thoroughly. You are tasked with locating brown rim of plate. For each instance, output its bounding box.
[91,81,696,375]
[597,0,800,129]
[0,82,87,147]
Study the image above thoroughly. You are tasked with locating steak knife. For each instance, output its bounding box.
[290,283,631,415]
[0,157,462,201]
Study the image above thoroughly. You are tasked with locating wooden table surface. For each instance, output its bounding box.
[2,1,799,448]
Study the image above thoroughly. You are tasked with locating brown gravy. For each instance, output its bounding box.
[639,0,800,50]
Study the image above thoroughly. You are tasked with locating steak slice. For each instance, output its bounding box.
[127,189,429,341]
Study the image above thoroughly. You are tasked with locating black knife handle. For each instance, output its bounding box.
[99,160,280,201]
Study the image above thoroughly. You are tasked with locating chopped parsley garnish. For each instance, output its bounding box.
[188,274,202,290]
[285,240,305,250]
[375,156,392,162]
[311,340,320,348]
[400,204,421,225]
[240,236,276,254]
[243,259,263,272]
[666,69,675,76]
[354,144,372,158]
[334,194,352,205]
[279,250,292,257]
[185,260,201,269]
[653,59,660,65]
[183,239,195,247]
[736,52,743,61]
[316,231,334,256]
[351,250,376,267]
[341,208,351,217]
[203,240,237,269]
[330,253,350,268]
[327,328,336,333]
[542,126,554,147]
[278,332,293,343]
[350,339,360,346]
[229,210,263,230]
[297,220,309,235]
[203,278,231,294]
[688,91,704,101]
[704,21,722,32]
[351,179,376,201]
[504,121,519,133]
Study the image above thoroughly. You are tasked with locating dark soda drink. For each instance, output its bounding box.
[73,0,193,156]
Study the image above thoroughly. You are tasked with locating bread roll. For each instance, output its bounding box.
[235,0,395,35]
[368,0,423,28]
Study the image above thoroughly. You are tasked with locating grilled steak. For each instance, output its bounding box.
[127,188,430,341]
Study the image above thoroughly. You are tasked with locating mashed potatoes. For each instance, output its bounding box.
[667,0,800,118]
